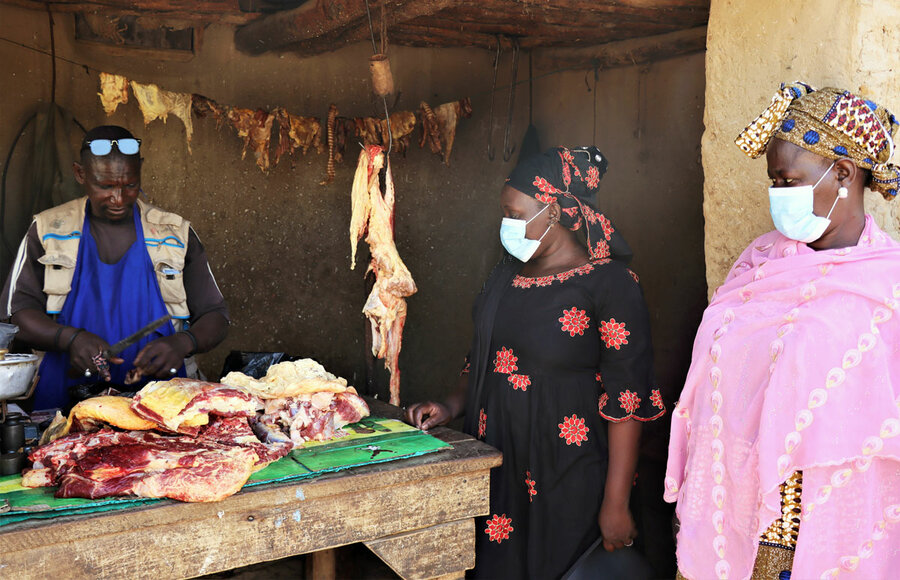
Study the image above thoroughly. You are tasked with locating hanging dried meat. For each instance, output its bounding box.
[130,81,194,152]
[349,146,417,406]
[352,112,417,154]
[321,104,339,185]
[418,101,442,155]
[226,107,275,173]
[273,107,322,166]
[191,93,229,127]
[98,72,129,116]
[433,98,473,166]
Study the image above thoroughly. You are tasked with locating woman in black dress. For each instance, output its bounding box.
[407,147,664,578]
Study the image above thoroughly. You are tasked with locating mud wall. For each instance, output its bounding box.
[0,4,706,409]
[703,0,900,293]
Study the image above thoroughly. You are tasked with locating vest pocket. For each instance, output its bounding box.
[38,253,77,296]
[155,261,188,306]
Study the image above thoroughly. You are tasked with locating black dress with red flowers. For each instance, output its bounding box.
[468,258,663,579]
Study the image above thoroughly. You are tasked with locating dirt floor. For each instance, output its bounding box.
[200,544,400,579]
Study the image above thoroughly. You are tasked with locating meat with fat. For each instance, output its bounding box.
[226,107,275,173]
[349,147,417,406]
[130,81,194,152]
[98,72,129,115]
[433,98,473,166]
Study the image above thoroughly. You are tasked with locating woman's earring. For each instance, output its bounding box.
[838,185,849,198]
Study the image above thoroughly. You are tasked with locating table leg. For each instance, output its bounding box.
[364,518,475,580]
[306,548,337,580]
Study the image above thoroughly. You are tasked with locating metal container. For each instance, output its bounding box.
[0,353,39,399]
[0,417,24,453]
[0,451,24,475]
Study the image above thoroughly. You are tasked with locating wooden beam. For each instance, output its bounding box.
[233,0,457,55]
[535,25,707,71]
[0,0,256,24]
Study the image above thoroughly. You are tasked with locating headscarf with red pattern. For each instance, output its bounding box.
[506,146,632,262]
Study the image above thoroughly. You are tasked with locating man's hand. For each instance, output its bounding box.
[132,334,192,378]
[405,401,453,430]
[599,499,637,552]
[69,330,123,376]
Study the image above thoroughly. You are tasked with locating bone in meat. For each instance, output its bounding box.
[130,81,194,152]
[418,102,442,154]
[433,98,473,166]
[98,72,129,115]
[349,147,417,406]
[321,104,338,185]
[226,107,275,173]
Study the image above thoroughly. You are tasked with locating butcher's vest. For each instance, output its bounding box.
[33,196,191,322]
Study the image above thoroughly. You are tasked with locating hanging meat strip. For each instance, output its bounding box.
[418,102,442,154]
[98,72,129,115]
[433,98,473,166]
[130,81,194,152]
[385,111,417,154]
[273,108,323,166]
[349,147,417,406]
[321,104,338,185]
[191,94,229,128]
[226,107,275,173]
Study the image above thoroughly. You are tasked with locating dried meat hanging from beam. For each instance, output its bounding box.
[349,146,417,406]
[130,81,194,152]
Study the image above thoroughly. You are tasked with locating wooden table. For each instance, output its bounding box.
[0,400,502,579]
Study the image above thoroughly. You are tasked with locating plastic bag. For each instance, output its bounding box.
[220,350,300,379]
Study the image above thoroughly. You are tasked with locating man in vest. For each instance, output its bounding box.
[0,125,229,409]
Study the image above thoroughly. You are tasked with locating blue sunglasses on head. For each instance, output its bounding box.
[82,138,141,156]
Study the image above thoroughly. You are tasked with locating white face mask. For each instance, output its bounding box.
[768,161,841,243]
[499,204,552,262]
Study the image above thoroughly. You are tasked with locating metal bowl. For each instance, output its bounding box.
[0,354,39,399]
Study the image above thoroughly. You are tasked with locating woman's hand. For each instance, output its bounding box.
[599,498,637,552]
[133,334,192,378]
[69,330,123,376]
[405,401,453,430]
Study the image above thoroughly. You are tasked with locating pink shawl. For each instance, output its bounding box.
[666,215,900,579]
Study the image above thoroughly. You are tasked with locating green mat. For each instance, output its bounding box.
[0,417,449,527]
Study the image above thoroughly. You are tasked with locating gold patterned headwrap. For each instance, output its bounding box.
[735,81,900,199]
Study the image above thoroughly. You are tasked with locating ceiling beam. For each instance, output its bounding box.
[233,0,457,55]
[1,0,255,24]
[534,25,707,71]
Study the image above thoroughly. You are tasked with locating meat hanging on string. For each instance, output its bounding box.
[433,98,473,166]
[98,72,129,115]
[226,107,275,173]
[191,94,229,128]
[130,81,194,152]
[417,102,442,154]
[349,146,417,406]
[273,107,323,166]
[321,104,338,185]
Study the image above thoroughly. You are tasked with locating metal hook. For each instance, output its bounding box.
[502,38,520,162]
[487,37,502,161]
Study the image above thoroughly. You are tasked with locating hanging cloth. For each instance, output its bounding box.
[34,203,183,409]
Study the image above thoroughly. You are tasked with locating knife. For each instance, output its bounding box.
[104,314,172,358]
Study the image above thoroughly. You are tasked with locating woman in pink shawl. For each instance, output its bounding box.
[666,82,900,580]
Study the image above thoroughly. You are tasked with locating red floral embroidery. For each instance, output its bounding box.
[619,390,641,414]
[559,307,590,337]
[562,162,572,187]
[570,215,584,231]
[535,192,554,204]
[592,240,610,259]
[598,392,609,414]
[562,206,580,219]
[627,269,640,283]
[494,347,518,374]
[512,276,536,289]
[556,270,575,283]
[478,408,487,438]
[650,389,664,410]
[558,414,590,446]
[525,471,537,502]
[460,360,471,376]
[586,165,600,188]
[596,372,603,382]
[485,514,514,543]
[599,318,630,350]
[575,263,595,276]
[560,149,575,165]
[599,214,614,240]
[584,208,600,225]
[508,374,531,391]
[533,176,560,195]
[535,275,555,287]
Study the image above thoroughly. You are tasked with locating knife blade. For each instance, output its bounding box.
[104,314,172,358]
